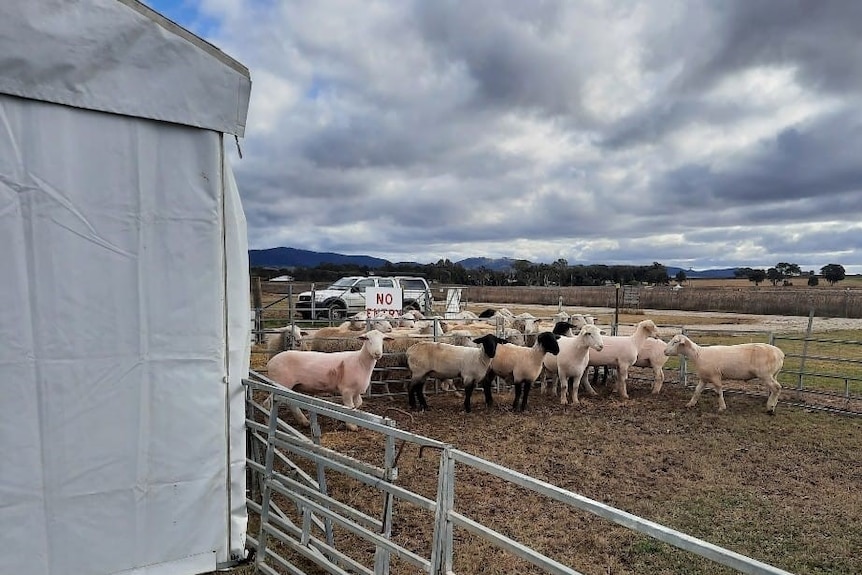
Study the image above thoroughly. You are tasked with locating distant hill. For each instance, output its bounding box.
[456,257,519,271]
[666,266,739,279]
[248,247,389,268]
[249,247,739,278]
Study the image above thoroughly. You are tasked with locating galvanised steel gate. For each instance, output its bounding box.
[244,373,794,575]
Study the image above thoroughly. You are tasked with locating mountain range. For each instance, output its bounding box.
[248,247,739,278]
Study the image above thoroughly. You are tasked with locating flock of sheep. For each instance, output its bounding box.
[261,307,786,430]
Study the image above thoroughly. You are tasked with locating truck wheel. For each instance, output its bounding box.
[328,304,346,320]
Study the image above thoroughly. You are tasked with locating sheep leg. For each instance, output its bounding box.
[580,373,598,397]
[512,382,524,412]
[686,380,708,408]
[616,364,630,399]
[481,374,495,408]
[566,376,580,406]
[520,381,533,412]
[560,375,571,405]
[765,376,782,414]
[651,367,664,394]
[408,379,428,411]
[463,382,475,413]
[289,405,311,428]
[715,384,727,412]
[340,393,359,431]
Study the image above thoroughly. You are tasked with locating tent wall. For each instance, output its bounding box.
[0,94,246,575]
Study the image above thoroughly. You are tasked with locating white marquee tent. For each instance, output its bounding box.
[0,2,252,574]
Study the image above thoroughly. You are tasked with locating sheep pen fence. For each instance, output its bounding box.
[245,374,796,575]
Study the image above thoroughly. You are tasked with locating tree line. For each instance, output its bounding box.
[253,259,847,287]
[732,263,846,287]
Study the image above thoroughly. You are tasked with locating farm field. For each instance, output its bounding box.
[246,301,862,575]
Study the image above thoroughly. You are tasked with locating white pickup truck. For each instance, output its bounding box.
[295,275,433,320]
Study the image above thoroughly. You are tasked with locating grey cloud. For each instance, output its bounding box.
[163,0,862,272]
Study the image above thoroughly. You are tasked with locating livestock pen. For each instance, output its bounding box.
[245,312,862,574]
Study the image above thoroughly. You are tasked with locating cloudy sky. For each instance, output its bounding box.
[146,0,862,273]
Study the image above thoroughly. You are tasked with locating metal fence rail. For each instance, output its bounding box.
[245,371,796,575]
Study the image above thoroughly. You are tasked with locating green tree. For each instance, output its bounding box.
[820,264,846,286]
[747,269,767,286]
[807,275,819,286]
[776,262,801,277]
[675,270,687,285]
[766,267,783,286]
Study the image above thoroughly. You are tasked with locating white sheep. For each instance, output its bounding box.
[554,324,605,406]
[265,329,394,430]
[592,337,669,395]
[467,331,561,413]
[264,324,308,355]
[540,318,596,395]
[346,311,394,332]
[580,319,659,400]
[663,334,785,413]
[405,333,506,411]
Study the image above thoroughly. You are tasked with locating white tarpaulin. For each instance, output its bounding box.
[0,2,252,575]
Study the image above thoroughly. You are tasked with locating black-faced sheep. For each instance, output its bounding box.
[405,333,506,411]
[466,331,560,413]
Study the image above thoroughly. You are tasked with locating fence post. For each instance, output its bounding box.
[254,397,281,571]
[797,310,815,395]
[252,275,264,344]
[430,448,455,575]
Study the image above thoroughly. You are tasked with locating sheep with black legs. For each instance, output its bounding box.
[466,331,560,413]
[405,333,506,411]
[663,334,785,413]
[265,329,394,430]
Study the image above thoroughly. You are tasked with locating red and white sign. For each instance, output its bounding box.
[365,288,402,317]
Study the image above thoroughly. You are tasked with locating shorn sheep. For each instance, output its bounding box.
[265,329,394,430]
[466,331,561,413]
[592,337,670,395]
[405,333,506,411]
[554,324,605,406]
[541,319,595,396]
[663,334,785,413]
[580,319,659,400]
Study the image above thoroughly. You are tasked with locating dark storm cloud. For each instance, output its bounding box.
[658,111,862,221]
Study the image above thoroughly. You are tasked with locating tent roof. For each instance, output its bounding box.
[0,0,251,136]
